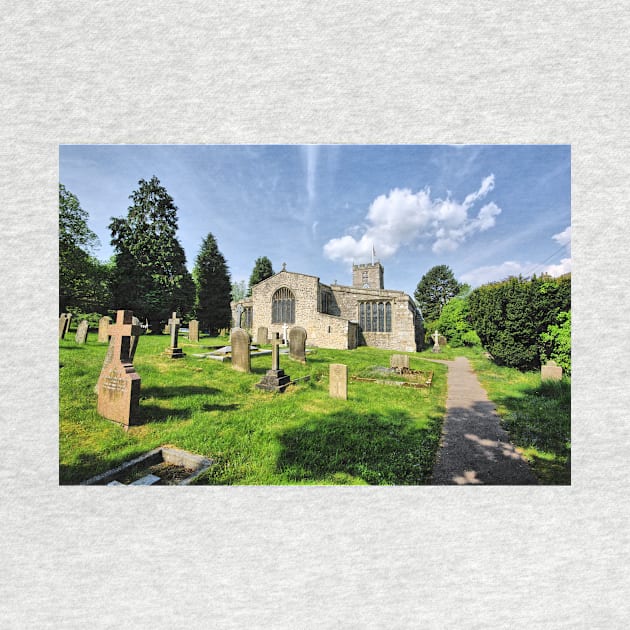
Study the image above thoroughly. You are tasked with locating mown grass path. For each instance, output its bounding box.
[429,357,538,485]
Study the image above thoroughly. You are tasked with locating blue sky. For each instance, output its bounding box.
[59,144,571,295]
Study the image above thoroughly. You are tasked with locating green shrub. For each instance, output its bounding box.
[469,274,571,371]
[436,297,480,347]
[540,310,571,374]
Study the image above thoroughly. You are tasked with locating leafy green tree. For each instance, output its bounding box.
[59,184,112,313]
[414,265,463,322]
[540,310,571,374]
[436,296,480,347]
[248,256,274,294]
[193,233,232,334]
[109,176,195,329]
[231,280,247,302]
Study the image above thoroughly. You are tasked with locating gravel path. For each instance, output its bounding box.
[429,356,537,485]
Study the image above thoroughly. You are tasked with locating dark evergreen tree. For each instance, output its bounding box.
[193,232,232,334]
[248,256,274,295]
[414,264,463,322]
[109,176,195,330]
[59,184,111,313]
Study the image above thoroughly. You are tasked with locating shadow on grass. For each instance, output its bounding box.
[136,403,191,424]
[142,385,219,399]
[275,408,442,485]
[201,403,240,413]
[60,449,147,485]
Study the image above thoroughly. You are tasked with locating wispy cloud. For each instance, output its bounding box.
[303,145,319,204]
[323,174,501,262]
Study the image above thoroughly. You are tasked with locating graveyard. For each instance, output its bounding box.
[59,317,571,485]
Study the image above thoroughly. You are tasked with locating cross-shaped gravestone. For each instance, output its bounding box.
[235,304,244,328]
[271,333,282,371]
[96,310,143,427]
[431,329,441,353]
[165,311,184,358]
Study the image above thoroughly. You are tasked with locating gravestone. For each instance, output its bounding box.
[289,326,307,364]
[390,354,410,369]
[282,323,289,344]
[96,310,143,428]
[129,316,145,361]
[439,335,447,346]
[329,364,348,400]
[164,311,185,358]
[230,328,251,373]
[58,313,69,339]
[188,319,199,342]
[235,304,244,328]
[63,313,72,337]
[98,316,111,342]
[75,320,89,344]
[256,333,290,392]
[541,360,563,381]
[431,329,441,353]
[256,326,268,346]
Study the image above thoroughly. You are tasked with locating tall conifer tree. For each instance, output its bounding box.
[193,233,232,334]
[248,256,274,295]
[109,176,195,328]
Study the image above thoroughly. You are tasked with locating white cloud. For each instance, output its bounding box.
[323,175,501,262]
[460,261,529,287]
[302,145,319,203]
[552,225,571,247]
[544,257,572,276]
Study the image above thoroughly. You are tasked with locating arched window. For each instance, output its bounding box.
[272,287,295,323]
[359,301,392,332]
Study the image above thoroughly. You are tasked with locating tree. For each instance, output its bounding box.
[540,310,571,374]
[109,176,195,329]
[468,274,571,370]
[436,296,480,347]
[414,265,463,322]
[231,280,247,303]
[59,184,111,313]
[193,233,232,334]
[248,256,274,294]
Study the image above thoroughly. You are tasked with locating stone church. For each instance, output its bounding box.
[231,261,422,352]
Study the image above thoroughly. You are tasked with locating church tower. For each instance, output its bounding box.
[352,262,384,290]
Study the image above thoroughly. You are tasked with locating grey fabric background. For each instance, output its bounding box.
[1,1,628,627]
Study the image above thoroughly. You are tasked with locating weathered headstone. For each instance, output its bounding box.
[256,326,268,346]
[58,313,69,339]
[390,354,410,369]
[230,328,251,373]
[289,326,307,364]
[439,335,447,346]
[129,316,145,361]
[255,333,290,392]
[188,319,199,342]
[282,323,289,345]
[63,313,72,337]
[96,310,143,428]
[329,364,348,400]
[541,360,563,381]
[164,311,185,358]
[235,304,244,328]
[431,329,441,353]
[98,316,111,342]
[75,320,89,344]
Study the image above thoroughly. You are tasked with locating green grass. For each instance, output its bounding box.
[416,346,571,484]
[60,333,447,485]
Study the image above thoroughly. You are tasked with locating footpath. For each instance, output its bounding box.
[429,356,537,485]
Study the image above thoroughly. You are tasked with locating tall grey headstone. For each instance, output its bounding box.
[289,326,307,364]
[129,316,145,361]
[75,320,89,344]
[59,313,68,340]
[329,364,348,400]
[188,319,199,342]
[230,328,251,373]
[98,316,111,343]
[390,354,409,369]
[256,326,268,346]
[63,313,72,337]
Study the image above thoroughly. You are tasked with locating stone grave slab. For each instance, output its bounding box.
[97,316,111,342]
[188,319,199,342]
[289,326,307,364]
[329,363,348,400]
[231,328,251,372]
[81,446,214,486]
[541,360,563,381]
[75,319,89,344]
